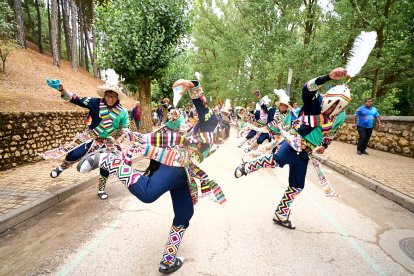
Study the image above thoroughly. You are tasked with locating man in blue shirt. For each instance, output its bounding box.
[354,98,381,155]
[290,102,301,120]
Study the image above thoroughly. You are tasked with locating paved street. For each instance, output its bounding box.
[0,128,413,275]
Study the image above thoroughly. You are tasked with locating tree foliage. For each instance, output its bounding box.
[190,0,414,115]
[95,0,189,83]
[0,0,18,72]
[95,0,189,131]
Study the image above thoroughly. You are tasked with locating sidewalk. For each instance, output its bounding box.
[0,157,148,234]
[313,141,414,212]
[1,141,413,233]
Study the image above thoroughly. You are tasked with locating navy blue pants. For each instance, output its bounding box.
[273,140,309,189]
[128,164,194,228]
[245,130,257,139]
[257,133,271,144]
[357,126,373,153]
[65,141,109,177]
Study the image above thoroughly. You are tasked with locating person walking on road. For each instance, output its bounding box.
[131,101,141,131]
[354,98,380,155]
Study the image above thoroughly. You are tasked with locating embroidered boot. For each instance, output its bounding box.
[159,225,186,274]
[97,175,108,200]
[273,186,302,229]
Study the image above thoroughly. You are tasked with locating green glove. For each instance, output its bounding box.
[46,78,61,91]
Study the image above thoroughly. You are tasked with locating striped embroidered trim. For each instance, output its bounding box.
[92,100,123,136]
[300,114,329,127]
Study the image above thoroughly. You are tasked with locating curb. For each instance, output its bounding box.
[0,175,99,234]
[314,155,414,213]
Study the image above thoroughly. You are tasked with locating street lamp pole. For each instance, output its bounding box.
[286,68,293,97]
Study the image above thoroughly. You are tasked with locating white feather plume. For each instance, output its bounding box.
[103,69,121,87]
[262,95,271,104]
[173,86,183,107]
[224,99,231,110]
[195,72,203,80]
[273,89,290,103]
[345,31,377,77]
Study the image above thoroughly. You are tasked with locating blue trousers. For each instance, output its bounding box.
[128,164,194,228]
[134,120,141,130]
[273,140,309,189]
[245,130,257,139]
[65,140,109,177]
[257,133,271,144]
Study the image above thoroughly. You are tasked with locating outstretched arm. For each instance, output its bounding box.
[46,78,92,109]
[302,68,349,102]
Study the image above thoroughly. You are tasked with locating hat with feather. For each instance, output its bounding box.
[96,69,127,100]
[273,89,291,110]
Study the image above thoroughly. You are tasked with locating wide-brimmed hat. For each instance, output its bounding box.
[274,89,291,110]
[96,69,127,101]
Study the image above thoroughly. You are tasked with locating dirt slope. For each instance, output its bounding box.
[0,45,136,112]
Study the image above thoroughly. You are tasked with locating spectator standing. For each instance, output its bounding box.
[156,106,163,126]
[161,98,174,123]
[354,98,381,155]
[131,101,141,130]
[290,102,301,120]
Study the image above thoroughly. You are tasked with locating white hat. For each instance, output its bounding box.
[321,84,351,117]
[96,69,127,100]
[274,89,291,110]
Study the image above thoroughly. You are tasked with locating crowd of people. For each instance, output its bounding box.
[42,64,382,274]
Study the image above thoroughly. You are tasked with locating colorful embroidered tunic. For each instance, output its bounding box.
[61,90,130,139]
[290,75,346,150]
[138,82,226,205]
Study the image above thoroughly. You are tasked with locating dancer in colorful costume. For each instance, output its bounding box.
[234,67,350,229]
[247,90,292,158]
[44,69,131,200]
[77,78,230,274]
[238,90,271,148]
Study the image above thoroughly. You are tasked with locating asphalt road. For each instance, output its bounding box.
[1,129,413,275]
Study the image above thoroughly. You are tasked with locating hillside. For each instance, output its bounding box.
[0,44,137,112]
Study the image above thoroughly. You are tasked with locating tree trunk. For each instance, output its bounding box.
[13,0,26,48]
[50,0,60,66]
[371,0,392,100]
[47,0,52,54]
[57,0,62,58]
[34,0,43,53]
[91,7,99,78]
[81,6,89,71]
[78,1,85,68]
[61,0,71,60]
[23,1,35,42]
[137,78,152,133]
[303,0,316,46]
[70,0,77,70]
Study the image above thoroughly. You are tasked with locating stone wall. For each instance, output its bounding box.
[0,111,88,170]
[0,111,139,171]
[335,116,414,157]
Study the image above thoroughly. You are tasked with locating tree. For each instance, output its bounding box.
[70,0,77,70]
[50,0,60,66]
[0,0,18,72]
[34,0,43,53]
[95,0,189,132]
[13,0,25,48]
